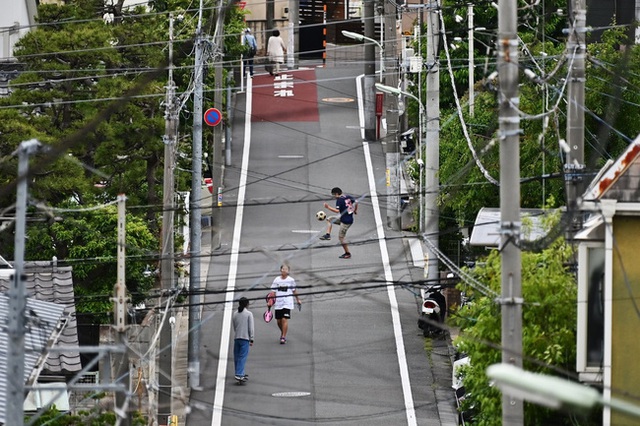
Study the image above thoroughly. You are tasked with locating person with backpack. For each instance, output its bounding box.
[232,297,254,382]
[243,28,257,76]
[320,187,358,259]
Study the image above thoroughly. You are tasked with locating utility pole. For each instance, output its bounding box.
[364,0,376,141]
[212,4,226,252]
[114,193,131,426]
[266,0,274,33]
[383,0,401,230]
[424,0,439,284]
[158,13,177,426]
[565,0,586,235]
[417,14,424,235]
[188,0,205,390]
[288,0,299,69]
[7,139,41,426]
[498,0,523,424]
[468,3,475,117]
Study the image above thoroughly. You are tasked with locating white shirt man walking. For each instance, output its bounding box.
[270,265,301,344]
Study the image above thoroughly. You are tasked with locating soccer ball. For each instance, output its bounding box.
[316,210,327,221]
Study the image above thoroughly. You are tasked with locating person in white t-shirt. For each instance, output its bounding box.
[270,264,301,344]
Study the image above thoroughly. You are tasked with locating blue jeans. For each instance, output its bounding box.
[234,339,250,377]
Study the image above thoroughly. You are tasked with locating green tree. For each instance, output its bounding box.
[584,26,640,169]
[24,201,157,322]
[414,13,640,263]
[451,218,599,425]
[0,0,248,322]
[27,405,147,425]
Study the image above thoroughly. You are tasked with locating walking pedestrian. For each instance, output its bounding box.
[320,187,358,259]
[243,28,257,76]
[266,28,286,76]
[270,264,301,344]
[232,297,254,382]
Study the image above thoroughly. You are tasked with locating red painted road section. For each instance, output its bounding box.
[251,69,319,122]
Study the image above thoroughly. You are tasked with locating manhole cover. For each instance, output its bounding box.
[321,97,354,103]
[272,391,311,398]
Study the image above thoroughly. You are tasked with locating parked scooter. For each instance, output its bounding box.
[418,285,447,337]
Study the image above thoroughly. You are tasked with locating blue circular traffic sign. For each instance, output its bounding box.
[204,107,222,126]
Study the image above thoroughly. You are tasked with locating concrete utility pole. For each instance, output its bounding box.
[212,5,226,252]
[417,15,424,234]
[288,0,299,69]
[383,0,401,230]
[114,194,131,426]
[468,3,475,117]
[565,0,586,235]
[364,0,377,141]
[497,0,523,424]
[424,0,439,283]
[8,139,41,426]
[266,0,274,34]
[188,0,205,390]
[158,13,177,425]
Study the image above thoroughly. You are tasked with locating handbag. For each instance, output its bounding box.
[263,291,276,322]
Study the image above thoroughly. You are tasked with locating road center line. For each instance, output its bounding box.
[211,76,253,426]
[362,141,417,426]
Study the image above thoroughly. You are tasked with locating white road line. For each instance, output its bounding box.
[356,74,365,140]
[363,141,417,426]
[211,76,253,426]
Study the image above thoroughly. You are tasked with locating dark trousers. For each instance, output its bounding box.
[245,56,254,76]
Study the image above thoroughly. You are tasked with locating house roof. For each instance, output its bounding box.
[469,207,552,247]
[0,293,65,424]
[582,134,640,202]
[0,261,81,375]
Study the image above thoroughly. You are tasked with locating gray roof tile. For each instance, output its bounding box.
[0,261,81,374]
[0,294,65,424]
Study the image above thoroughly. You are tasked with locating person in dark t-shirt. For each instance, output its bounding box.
[320,187,358,259]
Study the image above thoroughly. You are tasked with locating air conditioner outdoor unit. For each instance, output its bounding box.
[281,6,289,19]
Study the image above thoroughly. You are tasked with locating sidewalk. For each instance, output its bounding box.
[403,230,460,426]
[172,234,211,426]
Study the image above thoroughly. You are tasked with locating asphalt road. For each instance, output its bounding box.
[185,62,456,426]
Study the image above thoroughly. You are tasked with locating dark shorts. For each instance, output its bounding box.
[275,308,291,319]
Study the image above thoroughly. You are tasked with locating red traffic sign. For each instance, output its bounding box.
[204,108,222,126]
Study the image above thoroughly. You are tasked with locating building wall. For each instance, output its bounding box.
[1,0,36,61]
[243,0,290,52]
[611,215,640,425]
[243,0,289,22]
